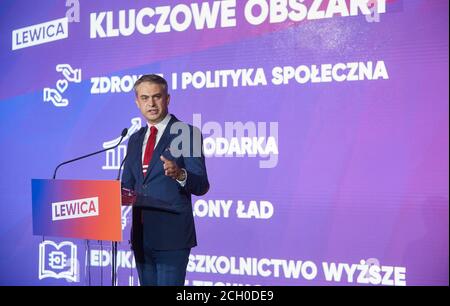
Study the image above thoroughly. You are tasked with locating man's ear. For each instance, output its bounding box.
[167,94,171,106]
[135,98,139,108]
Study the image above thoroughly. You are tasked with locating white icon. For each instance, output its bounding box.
[43,88,69,107]
[43,64,81,107]
[121,206,132,230]
[56,79,68,93]
[103,117,142,170]
[56,64,82,83]
[39,240,79,282]
[48,251,66,269]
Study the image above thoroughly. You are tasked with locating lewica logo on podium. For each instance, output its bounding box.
[32,179,122,241]
[52,196,99,221]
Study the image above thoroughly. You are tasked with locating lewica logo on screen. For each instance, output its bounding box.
[12,17,68,50]
[52,196,99,221]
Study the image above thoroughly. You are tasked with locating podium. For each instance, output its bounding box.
[32,179,122,241]
[32,179,122,285]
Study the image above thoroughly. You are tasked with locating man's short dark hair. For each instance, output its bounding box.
[134,74,168,96]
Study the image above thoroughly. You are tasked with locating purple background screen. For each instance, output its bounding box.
[0,0,448,286]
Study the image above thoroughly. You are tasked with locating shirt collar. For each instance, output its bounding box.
[147,113,171,131]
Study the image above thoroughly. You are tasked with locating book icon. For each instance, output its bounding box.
[39,240,79,282]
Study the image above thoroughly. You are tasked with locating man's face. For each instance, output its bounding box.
[135,82,170,125]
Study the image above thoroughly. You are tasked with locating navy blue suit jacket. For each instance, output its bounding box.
[121,115,209,250]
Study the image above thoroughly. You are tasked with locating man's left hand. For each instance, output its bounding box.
[160,155,184,180]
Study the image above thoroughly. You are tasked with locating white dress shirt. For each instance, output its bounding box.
[142,114,186,186]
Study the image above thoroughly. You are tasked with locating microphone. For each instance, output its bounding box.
[116,155,127,181]
[53,128,128,179]
[116,127,146,181]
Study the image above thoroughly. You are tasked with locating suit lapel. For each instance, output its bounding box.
[143,115,178,182]
[135,126,147,179]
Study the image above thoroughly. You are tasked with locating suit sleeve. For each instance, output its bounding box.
[183,126,209,196]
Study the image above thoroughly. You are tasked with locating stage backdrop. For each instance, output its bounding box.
[0,0,448,286]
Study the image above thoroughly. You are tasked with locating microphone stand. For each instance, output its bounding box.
[53,129,128,179]
[112,148,129,286]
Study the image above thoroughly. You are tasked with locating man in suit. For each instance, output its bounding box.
[121,74,209,286]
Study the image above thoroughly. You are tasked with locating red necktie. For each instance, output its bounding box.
[142,126,158,177]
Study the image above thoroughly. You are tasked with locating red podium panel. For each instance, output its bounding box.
[32,179,122,241]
